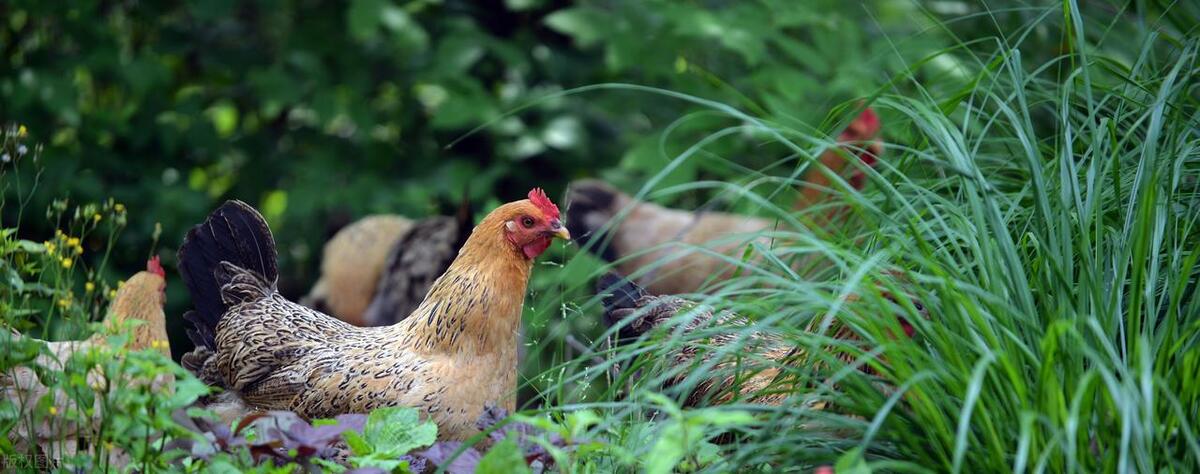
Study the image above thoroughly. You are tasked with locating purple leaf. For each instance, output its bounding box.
[413,441,484,474]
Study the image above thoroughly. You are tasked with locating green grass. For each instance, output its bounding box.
[519,4,1200,472]
[1,2,1196,472]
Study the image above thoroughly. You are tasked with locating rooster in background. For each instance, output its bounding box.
[567,108,882,295]
[178,190,569,440]
[596,271,920,407]
[300,200,473,327]
[3,258,171,454]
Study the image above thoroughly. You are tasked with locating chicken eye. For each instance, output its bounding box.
[522,217,535,228]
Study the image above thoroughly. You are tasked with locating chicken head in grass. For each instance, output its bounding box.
[178,189,568,441]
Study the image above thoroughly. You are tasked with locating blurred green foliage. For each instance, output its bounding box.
[2,1,1199,471]
[1,0,920,351]
[2,0,1192,356]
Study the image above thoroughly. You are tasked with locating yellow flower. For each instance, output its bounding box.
[67,237,80,247]
[85,281,95,292]
[117,279,125,288]
[150,340,161,349]
[61,258,72,269]
[57,298,71,308]
[107,289,117,299]
[93,213,102,223]
[104,442,114,451]
[45,241,56,256]
[17,125,27,137]
[48,406,57,416]
[114,203,125,213]
[55,229,64,236]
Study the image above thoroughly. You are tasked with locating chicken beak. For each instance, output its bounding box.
[550,220,571,241]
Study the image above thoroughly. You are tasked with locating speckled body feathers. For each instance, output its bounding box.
[179,199,546,440]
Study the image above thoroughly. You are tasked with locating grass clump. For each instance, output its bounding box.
[523,4,1199,473]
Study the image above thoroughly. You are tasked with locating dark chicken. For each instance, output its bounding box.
[597,271,919,407]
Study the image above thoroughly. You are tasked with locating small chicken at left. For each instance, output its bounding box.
[2,257,171,457]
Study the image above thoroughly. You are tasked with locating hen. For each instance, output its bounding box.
[596,272,918,407]
[3,258,170,453]
[300,215,413,326]
[567,108,882,295]
[359,210,473,327]
[301,200,473,327]
[178,190,569,441]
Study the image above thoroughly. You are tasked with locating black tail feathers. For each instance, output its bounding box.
[178,200,278,350]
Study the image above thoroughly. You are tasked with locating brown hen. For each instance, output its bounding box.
[567,108,882,295]
[179,191,569,441]
[3,258,171,456]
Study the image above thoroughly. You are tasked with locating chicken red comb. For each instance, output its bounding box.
[528,188,560,220]
[837,107,881,142]
[839,107,883,189]
[147,256,166,278]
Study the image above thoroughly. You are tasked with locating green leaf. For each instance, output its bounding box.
[834,447,871,474]
[363,406,437,456]
[0,400,19,422]
[15,239,45,253]
[352,452,406,472]
[343,430,372,457]
[644,422,689,474]
[1,263,24,291]
[348,0,385,40]
[544,7,608,47]
[691,408,755,428]
[620,136,698,190]
[205,101,239,138]
[380,5,429,53]
[168,377,212,406]
[476,438,531,474]
[565,410,601,439]
[505,0,543,11]
[261,190,289,227]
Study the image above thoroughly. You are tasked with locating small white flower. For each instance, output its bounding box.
[16,144,27,156]
[1,153,9,163]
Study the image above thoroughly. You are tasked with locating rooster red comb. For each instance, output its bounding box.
[147,256,166,278]
[838,107,881,141]
[528,188,560,220]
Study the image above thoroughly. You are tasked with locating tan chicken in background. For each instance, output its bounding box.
[179,190,569,441]
[2,258,171,456]
[300,215,412,326]
[567,108,883,295]
[300,200,472,327]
